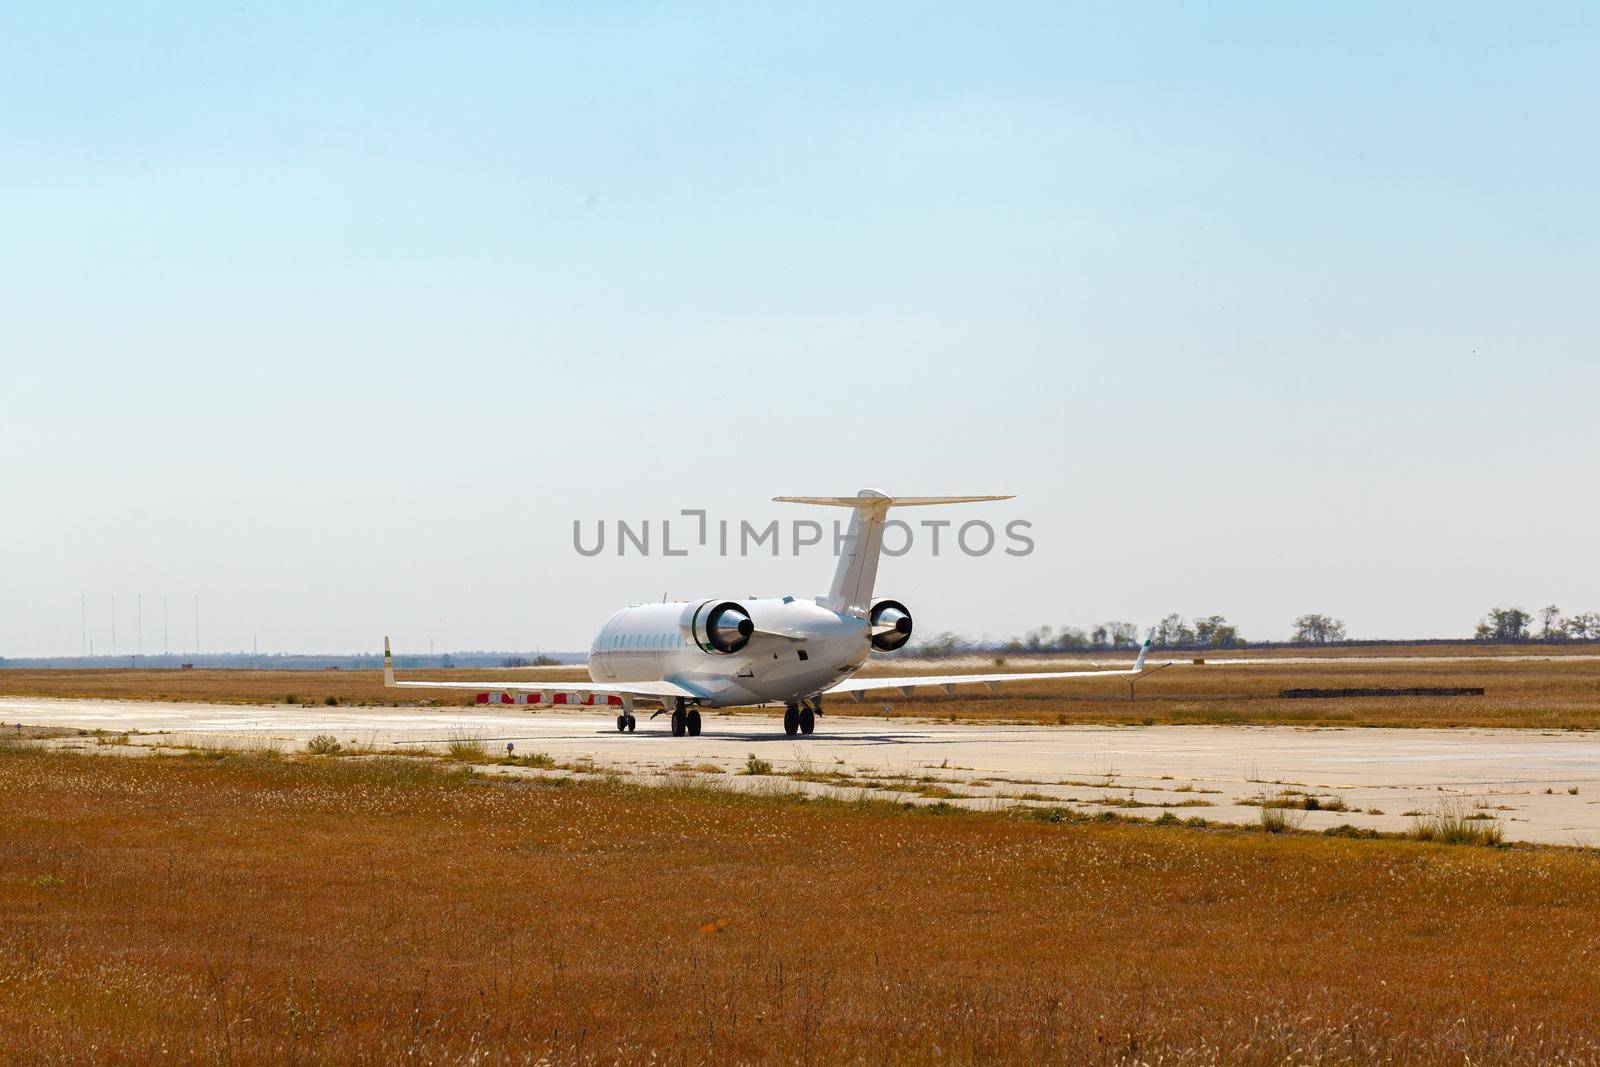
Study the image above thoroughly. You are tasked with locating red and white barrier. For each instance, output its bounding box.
[476,692,530,705]
[475,691,622,707]
[549,692,622,706]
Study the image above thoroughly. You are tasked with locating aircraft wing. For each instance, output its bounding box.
[387,677,700,699]
[382,638,702,702]
[824,630,1155,701]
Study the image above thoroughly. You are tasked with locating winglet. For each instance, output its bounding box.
[383,636,395,686]
[1133,628,1154,672]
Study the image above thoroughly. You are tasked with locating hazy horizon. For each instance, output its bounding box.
[4,3,1597,657]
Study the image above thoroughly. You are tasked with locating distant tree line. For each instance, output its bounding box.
[1476,605,1600,642]
[900,602,1600,658]
[907,614,1249,657]
[1151,614,1244,649]
[1291,613,1347,644]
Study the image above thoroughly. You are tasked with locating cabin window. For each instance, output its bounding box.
[797,650,809,661]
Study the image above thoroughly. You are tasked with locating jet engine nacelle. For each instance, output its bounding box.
[869,599,913,652]
[684,600,754,654]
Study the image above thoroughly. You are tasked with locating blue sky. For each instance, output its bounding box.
[3,3,1597,655]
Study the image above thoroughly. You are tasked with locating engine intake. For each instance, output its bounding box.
[689,600,754,654]
[869,599,913,652]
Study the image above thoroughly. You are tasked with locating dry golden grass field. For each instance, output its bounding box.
[4,743,1600,1064]
[5,643,1600,728]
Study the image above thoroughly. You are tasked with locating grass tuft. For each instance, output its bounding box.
[1409,799,1506,847]
[444,732,489,761]
[1258,790,1308,833]
[502,752,557,769]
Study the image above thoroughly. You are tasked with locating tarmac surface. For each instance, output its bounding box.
[5,695,1599,846]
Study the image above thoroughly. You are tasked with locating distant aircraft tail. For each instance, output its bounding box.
[773,490,1012,617]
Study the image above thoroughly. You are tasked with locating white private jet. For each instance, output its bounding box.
[385,490,1152,736]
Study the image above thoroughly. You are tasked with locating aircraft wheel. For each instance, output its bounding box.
[687,709,702,736]
[672,708,687,737]
[626,715,637,732]
[616,714,627,733]
[799,707,816,735]
[783,705,800,736]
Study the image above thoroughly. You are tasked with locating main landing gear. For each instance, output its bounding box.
[671,697,702,737]
[783,698,819,736]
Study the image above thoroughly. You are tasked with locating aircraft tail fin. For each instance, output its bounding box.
[773,490,1012,617]
[383,636,395,686]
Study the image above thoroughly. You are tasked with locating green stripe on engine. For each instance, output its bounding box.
[691,601,711,653]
